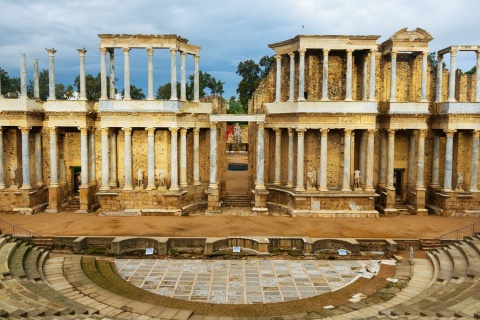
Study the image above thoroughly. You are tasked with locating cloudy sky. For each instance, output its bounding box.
[0,0,479,99]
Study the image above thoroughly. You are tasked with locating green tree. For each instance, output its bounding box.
[227,96,244,114]
[156,82,180,100]
[157,71,224,100]
[464,66,476,75]
[121,85,145,100]
[74,73,102,101]
[1,68,20,98]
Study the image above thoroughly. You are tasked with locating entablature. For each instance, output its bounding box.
[265,101,378,114]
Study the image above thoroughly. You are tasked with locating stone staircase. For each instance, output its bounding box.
[64,196,80,211]
[394,199,411,215]
[221,195,252,207]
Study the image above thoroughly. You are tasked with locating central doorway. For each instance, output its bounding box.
[225,122,249,195]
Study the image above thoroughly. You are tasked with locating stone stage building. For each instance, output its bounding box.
[0,28,479,217]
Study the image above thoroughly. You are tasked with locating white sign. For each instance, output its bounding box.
[145,248,154,255]
[410,247,414,265]
[338,249,348,256]
[232,246,241,253]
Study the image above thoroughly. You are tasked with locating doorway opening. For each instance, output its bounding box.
[225,122,249,195]
[71,166,81,196]
[393,169,404,200]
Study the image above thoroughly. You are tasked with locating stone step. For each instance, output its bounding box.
[432,249,453,281]
[444,244,468,278]
[420,238,444,250]
[23,247,43,281]
[7,241,32,279]
[0,241,19,277]
[456,241,480,276]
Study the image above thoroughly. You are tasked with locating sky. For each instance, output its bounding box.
[0,0,479,99]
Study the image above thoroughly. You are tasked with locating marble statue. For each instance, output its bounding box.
[233,123,241,144]
[306,166,316,189]
[158,169,167,188]
[137,169,144,188]
[10,166,16,186]
[456,172,463,190]
[354,170,361,189]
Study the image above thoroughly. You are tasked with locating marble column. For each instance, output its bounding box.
[49,127,58,187]
[362,54,368,100]
[379,130,387,186]
[420,51,428,102]
[435,54,443,102]
[109,49,115,99]
[389,50,397,102]
[34,131,43,187]
[100,128,110,190]
[146,128,155,190]
[298,49,306,101]
[194,55,200,102]
[170,127,179,191]
[295,129,306,192]
[387,130,396,188]
[122,47,131,100]
[476,51,480,102]
[80,128,89,187]
[322,49,329,101]
[147,48,154,100]
[193,128,200,185]
[345,49,353,101]
[273,128,281,185]
[443,129,456,190]
[470,130,479,191]
[359,131,367,187]
[180,128,188,188]
[78,49,87,101]
[123,127,132,190]
[288,52,295,102]
[256,122,266,190]
[33,59,40,100]
[431,134,440,187]
[109,131,117,187]
[369,49,377,101]
[319,129,329,191]
[0,128,5,189]
[19,127,31,189]
[208,123,217,189]
[416,129,426,188]
[286,128,294,188]
[275,54,282,102]
[46,49,56,100]
[180,52,187,101]
[447,48,458,102]
[100,48,108,100]
[20,53,27,98]
[408,132,416,187]
[365,129,375,192]
[342,129,352,191]
[88,129,96,184]
[170,49,178,101]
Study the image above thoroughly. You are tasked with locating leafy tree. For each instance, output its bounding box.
[157,71,224,100]
[464,66,476,75]
[156,82,180,100]
[74,73,102,101]
[428,52,446,69]
[121,85,145,100]
[227,96,244,114]
[1,68,20,98]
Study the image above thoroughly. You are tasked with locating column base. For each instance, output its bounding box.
[146,185,156,190]
[273,181,281,186]
[297,98,306,102]
[99,185,110,191]
[285,183,294,188]
[179,183,188,188]
[35,182,43,188]
[20,185,32,190]
[318,186,329,192]
[364,186,375,192]
[169,97,178,101]
[342,187,352,192]
[169,186,180,192]
[123,185,133,191]
[295,186,305,192]
[0,184,5,190]
[469,188,480,192]
[194,181,201,186]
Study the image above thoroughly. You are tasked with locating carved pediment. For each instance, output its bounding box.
[390,27,433,42]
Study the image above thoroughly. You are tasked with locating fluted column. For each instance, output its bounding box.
[273,128,281,185]
[390,50,397,102]
[0,128,5,189]
[435,54,443,102]
[170,127,179,191]
[345,49,353,101]
[342,129,352,191]
[122,47,131,100]
[443,129,456,190]
[379,130,387,187]
[448,48,458,102]
[88,129,96,184]
[180,52,187,101]
[322,49,329,101]
[365,129,375,192]
[431,134,440,187]
[100,48,108,100]
[208,123,217,188]
[369,49,377,101]
[77,49,87,101]
[194,55,200,102]
[170,48,178,101]
[408,132,416,187]
[179,128,188,187]
[49,127,58,187]
[109,131,117,187]
[416,129,427,188]
[109,49,115,99]
[34,131,43,187]
[319,129,329,191]
[46,49,56,100]
[288,52,295,102]
[286,128,294,188]
[387,130,396,188]
[33,59,40,100]
[146,128,155,190]
[362,54,368,100]
[470,130,479,191]
[147,48,154,100]
[20,53,27,98]
[123,127,132,190]
[19,127,31,189]
[298,49,306,101]
[359,131,367,187]
[420,51,428,102]
[476,51,480,102]
[275,55,282,102]
[255,122,266,190]
[295,128,306,192]
[193,128,200,185]
[100,128,110,190]
[79,127,89,187]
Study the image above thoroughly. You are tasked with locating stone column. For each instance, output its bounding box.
[416,129,427,188]
[342,129,352,191]
[275,54,282,102]
[88,129,96,184]
[146,128,155,190]
[193,128,200,185]
[20,54,27,98]
[78,48,87,101]
[288,52,295,102]
[33,59,40,100]
[170,127,179,191]
[79,128,89,187]
[408,132,416,187]
[476,51,480,102]
[208,123,217,188]
[34,131,43,187]
[431,134,440,187]
[109,49,115,99]
[170,48,178,101]
[179,128,188,188]
[298,49,306,101]
[443,129,456,190]
[345,49,353,101]
[435,54,443,102]
[109,131,117,187]
[180,52,187,101]
[369,49,377,101]
[147,47,154,100]
[322,49,329,101]
[194,55,200,102]
[255,122,266,190]
[387,130,396,188]
[49,127,58,187]
[420,51,428,102]
[365,129,375,192]
[123,127,132,190]
[319,129,329,191]
[273,128,281,185]
[359,131,367,187]
[19,127,31,189]
[448,48,458,102]
[470,130,479,191]
[122,47,131,100]
[100,128,110,190]
[362,54,368,100]
[100,48,108,100]
[0,128,5,189]
[295,128,306,192]
[379,130,387,187]
[286,128,294,188]
[389,50,397,102]
[46,49,56,100]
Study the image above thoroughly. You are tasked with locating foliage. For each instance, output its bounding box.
[428,52,446,69]
[464,66,476,75]
[121,85,145,100]
[156,71,224,100]
[156,82,180,100]
[0,68,20,98]
[227,96,244,114]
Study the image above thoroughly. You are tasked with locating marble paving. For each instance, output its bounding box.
[115,259,389,304]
